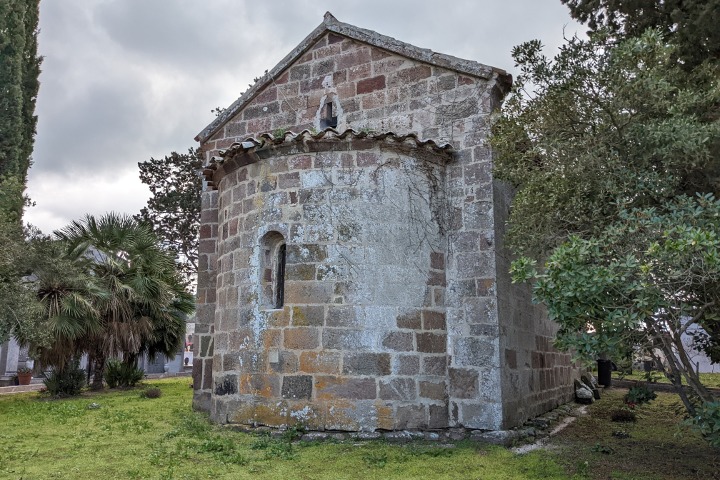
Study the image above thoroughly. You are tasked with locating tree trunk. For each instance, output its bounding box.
[91,355,105,390]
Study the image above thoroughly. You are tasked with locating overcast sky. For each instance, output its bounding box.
[25,0,582,233]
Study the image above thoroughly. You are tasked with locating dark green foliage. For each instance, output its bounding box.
[625,386,657,406]
[141,387,162,399]
[0,0,41,181]
[104,359,144,388]
[49,213,195,388]
[43,359,86,396]
[493,30,720,258]
[687,401,720,447]
[561,0,720,66]
[136,149,202,283]
[494,7,720,441]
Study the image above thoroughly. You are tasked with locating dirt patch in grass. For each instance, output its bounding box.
[547,388,720,480]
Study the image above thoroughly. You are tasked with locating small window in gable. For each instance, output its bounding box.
[260,232,286,309]
[320,101,338,129]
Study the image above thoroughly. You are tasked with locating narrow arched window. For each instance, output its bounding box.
[260,232,286,309]
[275,243,286,308]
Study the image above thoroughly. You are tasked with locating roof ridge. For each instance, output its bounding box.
[195,13,510,144]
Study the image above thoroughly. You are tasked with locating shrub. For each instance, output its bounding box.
[141,387,162,399]
[43,360,86,396]
[104,359,144,388]
[687,401,720,448]
[625,385,657,406]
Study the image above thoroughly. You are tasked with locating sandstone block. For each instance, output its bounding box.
[315,376,377,400]
[379,377,417,401]
[281,375,313,400]
[283,327,320,350]
[342,352,391,376]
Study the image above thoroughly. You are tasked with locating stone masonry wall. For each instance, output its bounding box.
[207,140,449,430]
[493,182,578,428]
[193,188,218,412]
[194,30,567,430]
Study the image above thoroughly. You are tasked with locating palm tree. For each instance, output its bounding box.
[56,213,194,388]
[26,239,102,372]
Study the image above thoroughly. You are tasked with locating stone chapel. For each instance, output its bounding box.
[192,12,577,432]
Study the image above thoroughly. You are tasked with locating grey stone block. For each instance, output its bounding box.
[281,375,313,400]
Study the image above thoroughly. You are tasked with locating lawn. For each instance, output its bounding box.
[0,378,716,479]
[614,371,720,389]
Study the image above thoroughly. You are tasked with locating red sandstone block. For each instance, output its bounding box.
[312,43,343,60]
[422,310,446,330]
[274,70,289,84]
[199,239,216,254]
[310,37,327,51]
[348,63,372,82]
[337,49,372,70]
[416,332,447,354]
[255,86,277,104]
[288,155,312,170]
[419,380,446,400]
[430,251,445,270]
[361,91,386,110]
[459,75,476,86]
[371,48,392,61]
[297,52,314,64]
[278,171,301,189]
[328,32,344,45]
[357,75,386,94]
[337,82,356,99]
[396,65,432,84]
[372,57,406,74]
[396,309,421,330]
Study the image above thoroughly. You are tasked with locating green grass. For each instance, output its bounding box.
[2,379,717,479]
[614,371,720,388]
[548,389,719,480]
[0,379,567,480]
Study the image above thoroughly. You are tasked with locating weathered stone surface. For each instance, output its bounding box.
[315,376,377,400]
[470,430,520,446]
[416,333,447,353]
[281,375,313,400]
[194,14,578,433]
[419,380,447,400]
[291,305,325,326]
[343,353,391,376]
[379,378,416,401]
[396,310,422,330]
[453,337,495,367]
[395,404,426,429]
[283,327,320,350]
[299,351,341,374]
[449,368,479,399]
[214,375,238,396]
[381,331,414,351]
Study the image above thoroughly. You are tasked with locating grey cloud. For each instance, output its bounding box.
[34,81,148,174]
[29,0,582,234]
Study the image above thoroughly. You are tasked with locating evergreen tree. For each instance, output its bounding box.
[0,0,41,181]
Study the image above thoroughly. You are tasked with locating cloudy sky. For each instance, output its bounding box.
[26,0,582,233]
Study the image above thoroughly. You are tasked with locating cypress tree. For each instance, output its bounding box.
[0,0,41,182]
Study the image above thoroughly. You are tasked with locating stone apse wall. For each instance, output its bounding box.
[194,27,575,431]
